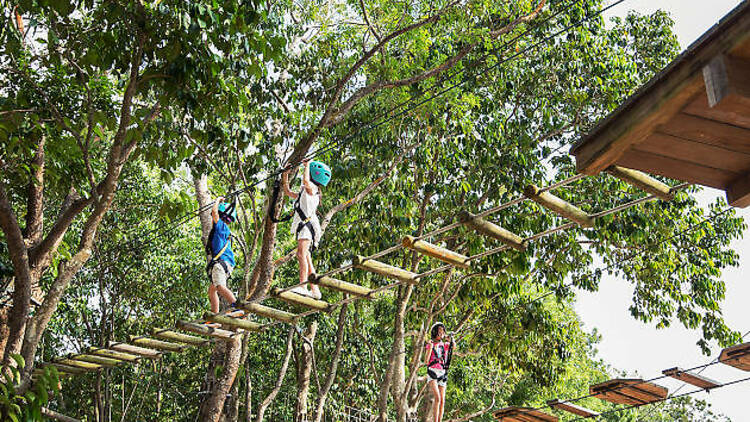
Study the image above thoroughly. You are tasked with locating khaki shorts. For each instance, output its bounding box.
[210,262,233,287]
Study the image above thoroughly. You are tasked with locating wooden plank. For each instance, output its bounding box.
[56,358,103,371]
[719,341,750,371]
[153,329,210,346]
[657,113,750,155]
[590,379,668,406]
[129,337,183,353]
[572,2,750,174]
[617,149,738,189]
[240,302,298,324]
[523,185,595,228]
[546,400,599,417]
[109,343,161,359]
[203,312,264,332]
[87,347,140,363]
[354,256,418,284]
[493,406,558,422]
[684,91,750,129]
[402,236,470,269]
[176,320,238,339]
[46,363,87,375]
[636,132,750,173]
[313,275,381,298]
[702,55,750,107]
[459,211,526,251]
[272,287,332,312]
[663,367,720,390]
[606,166,674,201]
[726,172,750,207]
[69,353,122,368]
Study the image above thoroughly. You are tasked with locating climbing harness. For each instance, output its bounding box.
[205,198,236,280]
[269,180,320,250]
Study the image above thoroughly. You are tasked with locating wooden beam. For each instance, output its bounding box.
[313,275,382,298]
[87,347,140,363]
[110,343,161,359]
[703,54,750,108]
[658,112,750,154]
[606,166,675,201]
[546,400,599,418]
[617,148,738,189]
[153,329,210,346]
[69,353,122,368]
[662,367,720,390]
[354,255,418,284]
[272,287,332,312]
[46,363,87,375]
[239,302,298,324]
[402,236,470,268]
[726,173,750,207]
[493,406,558,422]
[203,312,264,332]
[590,379,668,405]
[719,341,750,371]
[55,358,103,371]
[458,211,526,251]
[523,185,595,228]
[129,337,184,353]
[176,320,238,340]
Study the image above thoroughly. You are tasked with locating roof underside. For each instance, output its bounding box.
[571,1,750,207]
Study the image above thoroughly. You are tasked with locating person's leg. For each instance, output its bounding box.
[296,239,310,285]
[217,285,237,304]
[208,284,219,313]
[306,251,320,296]
[429,380,440,422]
[438,384,447,422]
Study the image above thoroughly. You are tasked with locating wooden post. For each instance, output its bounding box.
[176,320,238,340]
[458,211,526,251]
[272,287,331,311]
[70,353,122,368]
[402,236,470,269]
[606,166,674,201]
[354,255,418,283]
[524,184,595,228]
[129,337,184,353]
[87,347,140,363]
[203,312,264,332]
[109,343,161,360]
[239,302,298,324]
[313,275,381,298]
[56,358,103,371]
[153,329,209,346]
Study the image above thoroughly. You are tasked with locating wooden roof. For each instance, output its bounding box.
[571,2,750,207]
[493,406,558,422]
[589,378,668,406]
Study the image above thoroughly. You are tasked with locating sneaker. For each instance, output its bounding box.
[310,287,322,300]
[290,286,316,299]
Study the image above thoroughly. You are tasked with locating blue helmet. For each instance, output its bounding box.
[218,202,237,223]
[309,161,331,187]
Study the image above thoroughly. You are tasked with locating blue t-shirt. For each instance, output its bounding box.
[210,219,235,267]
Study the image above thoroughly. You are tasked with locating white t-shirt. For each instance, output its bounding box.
[292,185,321,242]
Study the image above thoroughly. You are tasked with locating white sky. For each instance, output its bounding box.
[575,0,747,420]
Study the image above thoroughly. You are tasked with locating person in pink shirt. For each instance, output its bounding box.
[424,322,454,422]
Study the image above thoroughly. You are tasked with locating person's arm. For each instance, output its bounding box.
[302,160,316,195]
[211,196,223,224]
[424,341,432,367]
[281,169,299,199]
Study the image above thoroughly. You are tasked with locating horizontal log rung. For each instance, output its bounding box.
[153,329,210,346]
[239,302,298,324]
[458,211,526,251]
[607,166,674,201]
[176,320,237,339]
[70,354,122,367]
[354,255,418,284]
[313,276,381,298]
[110,343,161,359]
[87,347,140,362]
[524,184,595,228]
[272,287,332,311]
[203,312,264,332]
[402,236,470,268]
[129,337,184,353]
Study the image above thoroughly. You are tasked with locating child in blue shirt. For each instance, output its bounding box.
[206,196,242,314]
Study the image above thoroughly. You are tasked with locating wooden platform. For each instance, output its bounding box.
[662,367,720,390]
[546,400,599,418]
[719,341,750,371]
[570,1,750,207]
[589,378,668,406]
[493,406,557,422]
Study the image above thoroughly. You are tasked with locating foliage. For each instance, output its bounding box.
[0,355,60,422]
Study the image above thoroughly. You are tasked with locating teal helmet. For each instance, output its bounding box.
[309,161,331,187]
[218,202,237,223]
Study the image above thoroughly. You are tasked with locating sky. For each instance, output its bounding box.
[575,0,748,420]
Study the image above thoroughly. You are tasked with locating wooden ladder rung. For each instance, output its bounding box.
[46,362,87,375]
[272,287,332,312]
[662,367,720,390]
[55,358,103,371]
[69,353,122,368]
[402,236,470,268]
[313,275,381,298]
[546,399,599,417]
[203,312,264,332]
[110,343,161,359]
[524,184,595,228]
[240,302,298,324]
[87,347,140,363]
[153,329,210,346]
[129,337,184,353]
[458,211,526,251]
[354,255,418,284]
[176,320,238,340]
[607,166,674,201]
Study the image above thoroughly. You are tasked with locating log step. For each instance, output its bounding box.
[662,367,720,390]
[272,287,332,312]
[46,362,87,375]
[153,329,209,346]
[524,184,595,228]
[313,275,381,298]
[87,347,140,363]
[69,353,122,368]
[203,312,264,332]
[354,255,418,284]
[402,236,470,269]
[110,342,161,359]
[176,320,238,340]
[607,166,674,201]
[240,302,298,324]
[458,211,526,251]
[129,337,184,353]
[55,358,103,371]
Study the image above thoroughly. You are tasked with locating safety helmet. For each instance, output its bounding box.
[430,322,446,339]
[218,202,237,223]
[309,161,331,187]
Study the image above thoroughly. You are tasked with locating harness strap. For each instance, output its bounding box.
[293,190,318,250]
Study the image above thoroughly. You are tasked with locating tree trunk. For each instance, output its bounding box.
[295,322,318,422]
[312,305,348,422]
[256,328,295,422]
